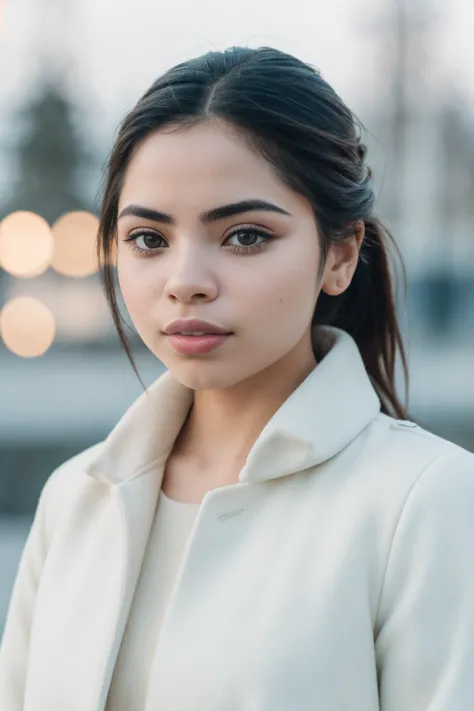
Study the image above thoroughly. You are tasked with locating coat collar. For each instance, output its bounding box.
[84,326,381,487]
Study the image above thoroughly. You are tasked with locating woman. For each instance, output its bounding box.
[1,46,474,711]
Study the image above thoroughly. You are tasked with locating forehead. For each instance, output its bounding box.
[119,120,295,210]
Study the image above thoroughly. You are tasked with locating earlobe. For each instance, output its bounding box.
[319,250,342,296]
[321,275,344,296]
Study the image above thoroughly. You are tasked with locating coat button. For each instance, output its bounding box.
[395,420,418,428]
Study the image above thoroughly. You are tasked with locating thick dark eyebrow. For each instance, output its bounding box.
[117,199,292,225]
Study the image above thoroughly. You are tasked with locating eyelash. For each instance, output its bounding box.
[123,226,275,258]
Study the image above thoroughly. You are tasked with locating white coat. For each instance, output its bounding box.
[1,325,474,711]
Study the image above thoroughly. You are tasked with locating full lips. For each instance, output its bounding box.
[166,333,232,355]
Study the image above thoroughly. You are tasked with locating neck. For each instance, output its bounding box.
[174,333,317,469]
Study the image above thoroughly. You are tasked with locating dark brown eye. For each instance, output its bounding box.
[224,227,274,253]
[125,230,166,256]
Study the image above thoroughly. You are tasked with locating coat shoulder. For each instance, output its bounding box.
[367,412,474,496]
[372,411,472,456]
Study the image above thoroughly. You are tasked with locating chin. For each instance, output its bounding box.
[168,363,241,391]
[160,353,258,391]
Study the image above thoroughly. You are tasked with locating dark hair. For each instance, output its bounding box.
[97,46,409,419]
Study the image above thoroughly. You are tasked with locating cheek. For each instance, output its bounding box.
[239,248,319,329]
[117,257,162,325]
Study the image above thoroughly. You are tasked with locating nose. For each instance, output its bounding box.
[164,249,218,304]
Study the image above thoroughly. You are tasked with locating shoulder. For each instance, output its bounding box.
[367,412,474,521]
[373,418,474,631]
[371,411,474,464]
[326,411,474,534]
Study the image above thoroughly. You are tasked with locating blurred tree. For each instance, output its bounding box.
[0,79,93,224]
[0,78,96,305]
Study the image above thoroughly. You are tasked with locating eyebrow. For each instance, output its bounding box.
[117,199,292,225]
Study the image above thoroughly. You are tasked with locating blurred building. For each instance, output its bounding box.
[368,91,474,340]
[362,0,474,449]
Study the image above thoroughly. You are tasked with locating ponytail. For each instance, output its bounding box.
[313,216,409,420]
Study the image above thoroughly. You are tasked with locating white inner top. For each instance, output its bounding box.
[105,489,201,711]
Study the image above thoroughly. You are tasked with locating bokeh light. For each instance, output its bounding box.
[0,297,56,357]
[51,211,99,277]
[0,211,54,278]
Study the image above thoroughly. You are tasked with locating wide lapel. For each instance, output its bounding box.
[92,469,163,711]
[25,465,165,711]
[75,371,194,711]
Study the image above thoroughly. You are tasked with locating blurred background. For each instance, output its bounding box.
[1,0,473,638]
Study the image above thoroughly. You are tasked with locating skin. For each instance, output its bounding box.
[116,119,363,500]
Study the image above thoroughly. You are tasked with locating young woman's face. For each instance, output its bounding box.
[116,119,325,390]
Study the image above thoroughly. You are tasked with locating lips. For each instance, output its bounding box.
[166,332,232,355]
[164,319,232,336]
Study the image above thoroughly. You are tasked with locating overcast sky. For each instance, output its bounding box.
[0,0,471,206]
[1,0,473,139]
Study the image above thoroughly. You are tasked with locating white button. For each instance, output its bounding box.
[396,420,418,428]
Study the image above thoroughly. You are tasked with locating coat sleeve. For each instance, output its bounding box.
[375,446,474,709]
[0,471,57,710]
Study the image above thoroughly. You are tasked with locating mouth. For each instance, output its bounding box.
[170,330,232,336]
[165,332,232,355]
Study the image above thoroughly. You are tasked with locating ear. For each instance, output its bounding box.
[320,221,365,296]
